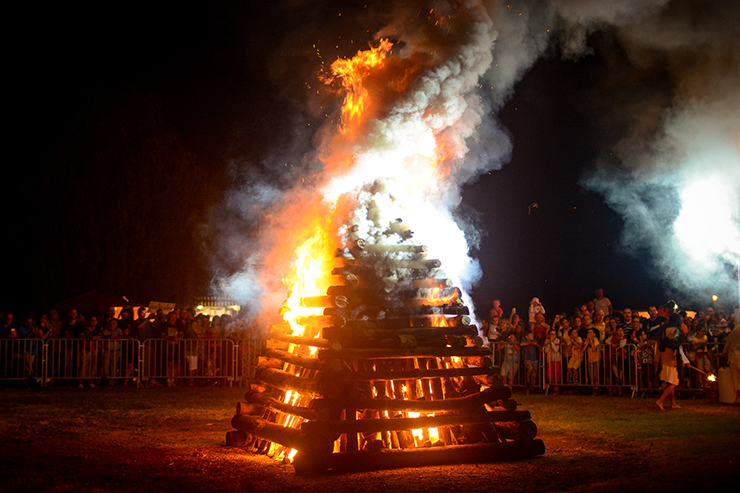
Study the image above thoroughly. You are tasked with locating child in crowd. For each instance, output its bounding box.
[486,317,500,344]
[543,329,562,394]
[610,327,628,395]
[520,331,539,390]
[584,328,601,394]
[566,328,583,384]
[635,329,655,391]
[499,333,521,386]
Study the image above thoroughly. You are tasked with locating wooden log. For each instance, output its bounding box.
[231,414,307,451]
[317,345,491,361]
[397,287,461,300]
[269,332,337,350]
[388,306,470,316]
[236,402,265,416]
[300,410,531,436]
[321,325,478,341]
[386,259,442,269]
[331,266,375,278]
[225,430,251,447]
[255,368,320,395]
[411,278,454,288]
[299,295,349,309]
[294,314,346,328]
[494,419,538,441]
[245,391,320,421]
[261,347,325,372]
[292,438,546,474]
[356,241,429,254]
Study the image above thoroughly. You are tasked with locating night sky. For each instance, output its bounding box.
[6,1,738,320]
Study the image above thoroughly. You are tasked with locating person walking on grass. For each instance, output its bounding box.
[656,326,681,410]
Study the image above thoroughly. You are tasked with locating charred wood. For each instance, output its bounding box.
[494,419,538,442]
[231,415,313,452]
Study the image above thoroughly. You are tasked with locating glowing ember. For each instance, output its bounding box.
[708,374,717,382]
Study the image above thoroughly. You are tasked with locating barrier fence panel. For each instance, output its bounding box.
[491,341,545,390]
[490,341,639,396]
[0,339,43,383]
[235,339,265,386]
[45,339,141,388]
[141,339,235,387]
[3,336,727,398]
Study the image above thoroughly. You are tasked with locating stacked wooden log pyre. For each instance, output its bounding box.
[227,223,544,473]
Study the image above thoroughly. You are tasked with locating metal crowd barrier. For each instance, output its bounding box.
[0,339,43,383]
[490,341,639,396]
[141,338,235,387]
[1,338,266,388]
[46,338,141,387]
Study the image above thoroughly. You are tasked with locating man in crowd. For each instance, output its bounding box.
[593,288,613,317]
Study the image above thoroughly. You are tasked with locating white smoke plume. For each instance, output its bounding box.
[484,0,740,307]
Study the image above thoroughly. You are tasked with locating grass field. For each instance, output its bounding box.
[1,386,738,492]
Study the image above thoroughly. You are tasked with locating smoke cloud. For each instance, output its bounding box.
[215,0,739,326]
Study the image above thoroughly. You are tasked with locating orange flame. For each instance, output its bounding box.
[281,224,337,338]
[327,39,393,138]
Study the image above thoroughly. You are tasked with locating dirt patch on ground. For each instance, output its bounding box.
[1,387,738,492]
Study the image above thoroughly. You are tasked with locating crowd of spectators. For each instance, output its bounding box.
[482,289,738,401]
[0,306,259,387]
[2,289,738,403]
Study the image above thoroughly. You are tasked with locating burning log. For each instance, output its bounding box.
[299,410,532,436]
[261,347,327,371]
[255,368,320,395]
[299,295,349,309]
[309,385,512,412]
[321,324,478,341]
[231,414,310,451]
[245,391,320,421]
[320,365,497,383]
[269,332,338,350]
[317,346,492,361]
[411,278,454,288]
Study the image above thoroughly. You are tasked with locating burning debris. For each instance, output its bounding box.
[227,231,544,473]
